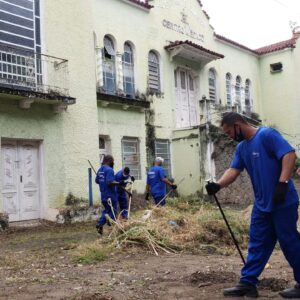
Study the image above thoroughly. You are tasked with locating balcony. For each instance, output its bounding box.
[0,43,75,112]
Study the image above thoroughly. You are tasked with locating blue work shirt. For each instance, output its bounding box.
[115,170,129,197]
[95,165,116,201]
[147,166,166,198]
[231,127,299,212]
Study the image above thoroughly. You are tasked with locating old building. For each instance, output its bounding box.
[1,0,299,222]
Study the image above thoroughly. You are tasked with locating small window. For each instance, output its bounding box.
[208,69,217,101]
[148,51,160,92]
[122,42,135,98]
[174,70,177,88]
[155,140,172,178]
[122,137,141,180]
[180,71,186,90]
[99,137,105,149]
[270,62,283,73]
[226,73,232,106]
[188,75,194,91]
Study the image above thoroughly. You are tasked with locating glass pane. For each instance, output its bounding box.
[180,71,186,89]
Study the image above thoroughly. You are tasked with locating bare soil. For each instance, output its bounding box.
[0,221,295,300]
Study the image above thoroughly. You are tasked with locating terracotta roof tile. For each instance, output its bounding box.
[215,32,300,55]
[255,32,300,54]
[165,40,224,59]
[202,10,210,20]
[126,0,153,9]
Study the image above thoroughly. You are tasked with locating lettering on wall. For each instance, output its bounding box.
[162,10,204,42]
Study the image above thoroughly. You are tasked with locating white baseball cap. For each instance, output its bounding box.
[155,157,164,163]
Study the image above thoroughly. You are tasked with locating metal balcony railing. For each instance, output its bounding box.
[0,43,70,97]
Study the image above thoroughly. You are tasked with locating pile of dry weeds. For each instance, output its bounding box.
[104,200,249,255]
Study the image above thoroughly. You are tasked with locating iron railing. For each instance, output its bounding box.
[0,43,70,97]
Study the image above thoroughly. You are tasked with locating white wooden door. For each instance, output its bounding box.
[1,141,19,222]
[175,69,198,128]
[1,141,40,221]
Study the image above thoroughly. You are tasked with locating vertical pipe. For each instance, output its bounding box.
[88,168,93,207]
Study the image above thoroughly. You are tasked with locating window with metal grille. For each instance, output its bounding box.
[148,51,160,92]
[208,69,216,101]
[235,75,242,112]
[102,36,116,94]
[0,0,42,89]
[122,42,135,98]
[155,140,172,178]
[122,137,141,180]
[245,79,252,114]
[226,73,232,106]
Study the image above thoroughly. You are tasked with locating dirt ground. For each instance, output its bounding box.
[0,221,296,300]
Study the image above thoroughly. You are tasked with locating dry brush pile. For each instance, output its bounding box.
[73,197,250,263]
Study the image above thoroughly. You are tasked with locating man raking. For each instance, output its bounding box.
[206,112,300,298]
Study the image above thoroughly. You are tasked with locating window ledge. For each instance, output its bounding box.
[97,92,150,111]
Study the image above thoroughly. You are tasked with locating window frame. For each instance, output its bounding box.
[208,68,217,102]
[121,137,141,180]
[155,139,172,178]
[122,42,135,98]
[148,50,161,93]
[102,35,116,94]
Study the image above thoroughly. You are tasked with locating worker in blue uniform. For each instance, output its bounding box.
[115,167,135,219]
[95,155,121,235]
[146,157,177,206]
[206,112,300,298]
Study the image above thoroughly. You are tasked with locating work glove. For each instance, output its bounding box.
[205,182,221,195]
[127,192,133,198]
[145,192,150,201]
[131,176,135,182]
[273,182,288,205]
[171,184,177,190]
[118,180,126,187]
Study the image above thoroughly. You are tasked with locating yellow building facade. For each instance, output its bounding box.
[0,0,299,221]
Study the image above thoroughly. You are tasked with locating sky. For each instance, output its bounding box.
[200,0,300,49]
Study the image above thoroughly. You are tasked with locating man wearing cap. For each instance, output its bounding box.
[145,157,177,206]
[115,167,135,219]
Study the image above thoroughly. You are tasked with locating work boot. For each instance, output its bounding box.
[224,282,258,298]
[96,224,103,235]
[279,284,300,298]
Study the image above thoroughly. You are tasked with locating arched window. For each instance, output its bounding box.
[245,79,252,113]
[102,36,116,94]
[208,69,217,102]
[226,73,232,106]
[123,42,135,98]
[148,51,160,92]
[235,75,242,111]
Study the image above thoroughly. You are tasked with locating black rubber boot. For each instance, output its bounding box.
[279,284,300,298]
[96,224,103,235]
[224,282,258,298]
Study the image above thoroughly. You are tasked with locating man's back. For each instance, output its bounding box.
[147,165,166,198]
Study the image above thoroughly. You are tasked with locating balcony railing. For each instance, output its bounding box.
[0,43,70,98]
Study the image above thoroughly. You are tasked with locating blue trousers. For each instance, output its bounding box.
[240,203,300,286]
[153,195,166,206]
[118,195,128,219]
[97,197,118,226]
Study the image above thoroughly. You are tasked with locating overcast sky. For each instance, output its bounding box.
[200,0,300,49]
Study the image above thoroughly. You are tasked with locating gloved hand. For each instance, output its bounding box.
[145,192,150,201]
[171,184,177,190]
[119,180,126,187]
[127,192,133,198]
[131,176,135,182]
[205,182,221,195]
[273,182,288,205]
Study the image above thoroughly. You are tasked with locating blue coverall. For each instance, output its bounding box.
[95,164,117,226]
[231,127,300,286]
[115,169,130,219]
[147,165,167,206]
